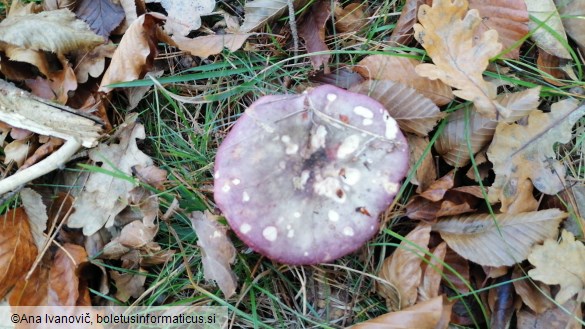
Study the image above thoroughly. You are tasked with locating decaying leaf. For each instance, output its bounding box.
[354,55,454,106]
[334,2,367,33]
[9,264,50,306]
[75,0,125,38]
[0,9,103,53]
[524,0,571,59]
[517,298,582,329]
[378,224,431,310]
[555,0,585,55]
[190,211,237,298]
[407,134,437,192]
[153,0,214,36]
[512,267,554,314]
[0,208,38,299]
[413,0,503,118]
[350,80,445,136]
[299,0,331,71]
[418,242,447,302]
[173,34,251,59]
[20,188,48,250]
[239,0,308,32]
[389,0,426,45]
[432,209,566,267]
[487,99,585,211]
[528,230,585,304]
[74,43,116,84]
[468,0,529,59]
[110,269,147,302]
[536,49,567,86]
[3,139,30,167]
[48,243,88,305]
[406,191,479,221]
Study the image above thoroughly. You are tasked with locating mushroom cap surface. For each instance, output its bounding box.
[214,85,409,264]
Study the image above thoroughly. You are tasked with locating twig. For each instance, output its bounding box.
[287,0,299,61]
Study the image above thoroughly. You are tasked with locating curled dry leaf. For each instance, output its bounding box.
[0,208,38,300]
[190,211,237,298]
[3,139,30,167]
[406,190,479,221]
[468,0,529,59]
[117,220,157,249]
[0,9,103,53]
[528,230,585,304]
[75,0,125,38]
[299,0,331,71]
[48,243,88,305]
[487,99,585,211]
[173,34,252,59]
[524,0,571,59]
[354,55,454,106]
[413,0,503,118]
[419,172,455,202]
[389,0,426,45]
[148,0,215,36]
[334,2,367,33]
[432,209,566,267]
[350,79,445,136]
[378,224,431,310]
[74,43,116,84]
[435,87,541,167]
[309,67,365,90]
[239,0,309,32]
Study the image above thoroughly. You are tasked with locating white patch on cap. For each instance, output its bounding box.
[262,226,278,242]
[279,161,286,169]
[281,135,291,143]
[383,181,399,194]
[232,178,241,185]
[281,135,299,154]
[313,176,345,203]
[242,191,250,202]
[222,182,231,193]
[214,171,220,179]
[240,223,251,234]
[337,134,360,159]
[353,106,373,119]
[343,226,355,236]
[293,170,311,190]
[363,118,373,126]
[327,93,337,102]
[293,212,301,218]
[287,229,295,238]
[304,251,309,256]
[383,112,398,139]
[341,167,361,186]
[328,210,339,222]
[310,125,327,151]
[211,230,221,238]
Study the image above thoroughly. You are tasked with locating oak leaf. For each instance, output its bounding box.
[432,209,566,267]
[524,0,571,59]
[299,0,331,70]
[75,0,125,38]
[413,0,503,118]
[173,34,251,59]
[528,230,585,304]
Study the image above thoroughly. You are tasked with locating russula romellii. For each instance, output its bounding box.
[214,85,409,264]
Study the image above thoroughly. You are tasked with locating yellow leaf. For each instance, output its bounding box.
[528,230,585,304]
[413,0,503,118]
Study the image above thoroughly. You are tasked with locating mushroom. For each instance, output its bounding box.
[214,85,409,265]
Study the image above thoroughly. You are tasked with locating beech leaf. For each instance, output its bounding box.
[48,243,88,305]
[528,230,585,304]
[190,211,237,298]
[146,0,215,36]
[173,34,251,59]
[413,0,503,118]
[74,0,125,38]
[299,0,331,70]
[20,188,48,250]
[487,99,585,210]
[389,0,426,46]
[432,209,566,267]
[239,0,308,32]
[524,0,571,59]
[334,2,367,33]
[555,0,585,55]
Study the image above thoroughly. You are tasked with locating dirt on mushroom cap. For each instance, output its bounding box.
[214,85,409,265]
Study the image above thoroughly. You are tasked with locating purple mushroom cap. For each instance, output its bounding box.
[214,85,409,265]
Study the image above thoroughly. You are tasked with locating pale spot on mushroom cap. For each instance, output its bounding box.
[310,125,327,151]
[327,93,337,102]
[222,182,231,193]
[240,223,251,234]
[328,210,339,222]
[211,230,221,238]
[293,170,311,190]
[304,251,309,256]
[343,226,355,236]
[293,212,301,218]
[232,178,241,185]
[341,167,361,186]
[279,161,286,169]
[285,143,299,154]
[353,106,373,118]
[314,176,345,203]
[262,226,278,242]
[214,171,220,179]
[383,112,398,139]
[281,135,291,143]
[287,229,295,238]
[383,181,399,194]
[337,134,361,159]
[363,118,373,126]
[242,191,250,202]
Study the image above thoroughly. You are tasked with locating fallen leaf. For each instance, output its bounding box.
[299,0,331,71]
[517,298,582,329]
[354,55,454,106]
[405,192,479,221]
[48,243,88,305]
[8,264,50,306]
[351,295,452,329]
[20,137,65,170]
[0,208,38,299]
[190,211,237,298]
[25,56,77,104]
[146,0,215,36]
[442,247,470,293]
[389,0,425,45]
[528,230,585,304]
[350,79,445,136]
[334,2,367,33]
[239,0,308,32]
[555,0,585,55]
[309,67,365,89]
[113,0,140,34]
[173,34,251,59]
[536,49,567,86]
[406,134,437,192]
[418,242,447,302]
[117,220,157,249]
[468,0,529,59]
[3,139,30,167]
[0,9,104,53]
[133,164,167,190]
[512,267,554,314]
[99,13,164,93]
[524,0,571,59]
[435,87,541,167]
[419,172,455,202]
[20,188,48,250]
[67,116,157,235]
[43,0,77,11]
[378,224,431,310]
[432,209,566,267]
[75,0,125,38]
[110,269,147,302]
[3,46,51,77]
[413,0,503,118]
[487,99,585,211]
[74,43,116,84]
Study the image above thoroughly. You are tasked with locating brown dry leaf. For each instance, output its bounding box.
[9,264,50,306]
[418,242,447,302]
[413,0,503,118]
[146,0,215,36]
[378,224,431,310]
[299,0,331,71]
[74,43,116,84]
[190,211,237,298]
[351,295,452,329]
[75,0,125,38]
[0,9,103,53]
[524,0,571,59]
[99,13,164,93]
[0,208,38,299]
[67,116,157,235]
[536,50,567,86]
[20,188,48,250]
[405,191,479,221]
[117,220,157,249]
[3,139,30,167]
[388,0,425,45]
[48,243,88,305]
[512,267,554,314]
[419,172,455,202]
[20,137,64,170]
[468,0,529,59]
[110,269,147,302]
[504,180,539,214]
[113,0,140,34]
[528,230,585,304]
[517,298,582,329]
[442,247,470,293]
[354,55,454,106]
[406,134,436,192]
[309,67,365,90]
[334,2,367,33]
[25,56,77,104]
[350,80,445,136]
[3,46,51,77]
[173,34,252,59]
[487,99,585,211]
[43,0,76,10]
[435,87,541,167]
[432,209,566,267]
[555,0,585,55]
[239,0,308,33]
